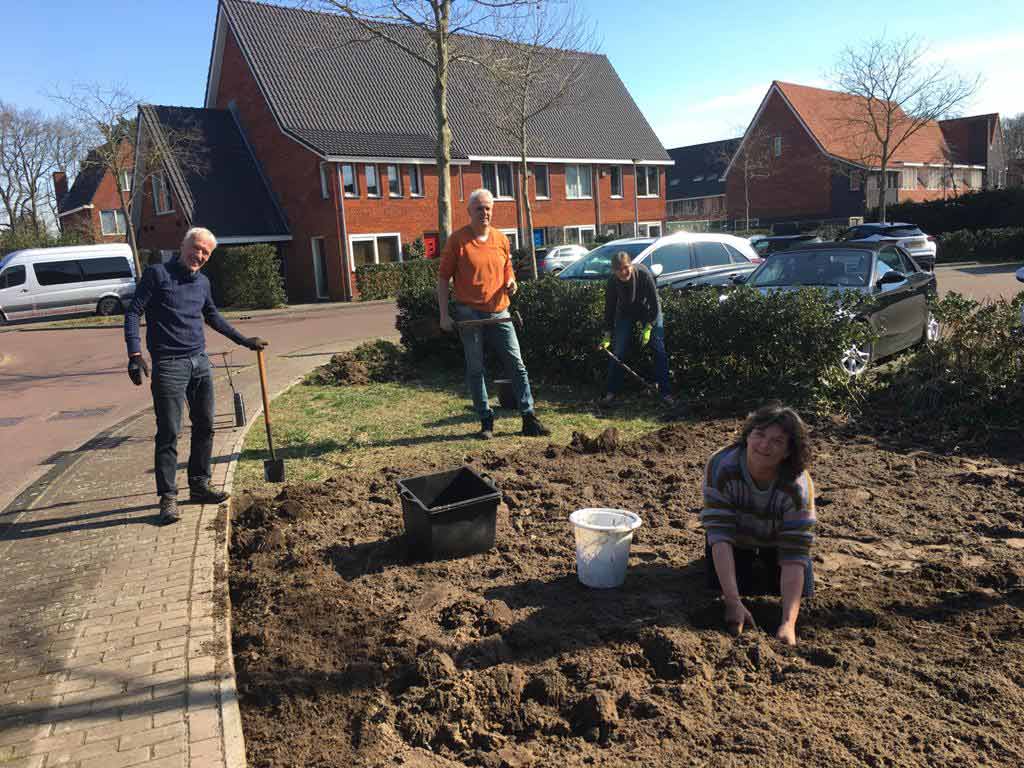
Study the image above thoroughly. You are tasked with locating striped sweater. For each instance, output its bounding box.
[700,445,816,564]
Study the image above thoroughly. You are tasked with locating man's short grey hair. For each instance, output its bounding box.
[182,227,217,250]
[468,188,494,207]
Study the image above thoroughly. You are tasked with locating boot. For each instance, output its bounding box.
[160,495,181,524]
[521,412,550,437]
[189,481,230,505]
[479,415,494,440]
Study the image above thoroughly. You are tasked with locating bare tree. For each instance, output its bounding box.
[1003,113,1024,187]
[45,118,90,225]
[723,125,774,232]
[306,0,533,249]
[477,1,596,279]
[830,35,978,222]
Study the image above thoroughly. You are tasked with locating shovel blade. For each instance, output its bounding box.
[264,458,285,483]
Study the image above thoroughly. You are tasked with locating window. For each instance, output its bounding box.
[773,136,782,157]
[648,243,691,274]
[927,167,942,190]
[875,248,905,283]
[500,229,519,250]
[565,164,592,199]
[311,237,328,299]
[885,171,900,190]
[533,165,549,199]
[693,241,730,268]
[636,166,659,197]
[100,210,127,236]
[342,164,358,197]
[33,260,83,286]
[349,233,402,270]
[723,244,750,264]
[892,248,917,274]
[609,166,622,197]
[152,172,172,214]
[637,222,661,237]
[365,165,380,197]
[119,169,133,193]
[408,165,423,197]
[81,257,132,281]
[647,223,662,238]
[0,264,26,289]
[563,225,595,244]
[387,164,403,197]
[849,172,861,192]
[968,169,982,189]
[319,163,330,199]
[900,168,917,190]
[481,163,514,198]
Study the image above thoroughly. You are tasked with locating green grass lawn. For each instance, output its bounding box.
[234,370,669,495]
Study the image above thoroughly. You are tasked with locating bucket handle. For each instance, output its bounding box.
[479,471,496,488]
[399,488,417,504]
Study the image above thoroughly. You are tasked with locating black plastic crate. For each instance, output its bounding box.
[397,466,500,560]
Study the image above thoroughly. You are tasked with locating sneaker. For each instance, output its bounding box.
[521,412,550,437]
[160,495,181,524]
[479,416,494,440]
[189,483,230,505]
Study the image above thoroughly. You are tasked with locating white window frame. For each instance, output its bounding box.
[481,162,515,199]
[408,164,424,197]
[311,236,328,299]
[152,172,173,215]
[386,164,403,197]
[609,165,623,198]
[100,209,127,236]
[119,169,133,193]
[341,164,359,197]
[365,164,381,198]
[319,162,330,199]
[927,167,942,190]
[636,166,660,198]
[563,224,596,244]
[565,164,593,200]
[637,221,661,238]
[499,228,520,250]
[347,232,402,272]
[532,165,550,199]
[900,168,917,191]
[773,136,782,157]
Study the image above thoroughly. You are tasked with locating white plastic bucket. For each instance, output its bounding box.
[569,508,643,588]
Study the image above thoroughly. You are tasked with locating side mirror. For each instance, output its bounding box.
[649,263,664,277]
[877,270,905,287]
[1016,266,1024,283]
[731,274,748,285]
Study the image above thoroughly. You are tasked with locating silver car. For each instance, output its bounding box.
[535,244,589,275]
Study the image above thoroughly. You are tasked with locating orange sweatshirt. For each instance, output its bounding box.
[438,226,514,313]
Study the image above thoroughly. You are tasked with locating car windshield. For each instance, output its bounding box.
[558,241,649,279]
[748,249,871,288]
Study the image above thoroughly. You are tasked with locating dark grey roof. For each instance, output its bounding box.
[218,0,669,162]
[59,150,107,213]
[665,138,740,200]
[139,104,289,239]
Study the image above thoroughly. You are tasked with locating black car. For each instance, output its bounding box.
[739,242,938,375]
[750,234,823,258]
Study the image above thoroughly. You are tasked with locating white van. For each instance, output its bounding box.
[0,244,137,323]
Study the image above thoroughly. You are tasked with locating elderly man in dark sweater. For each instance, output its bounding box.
[600,251,673,405]
[125,227,267,523]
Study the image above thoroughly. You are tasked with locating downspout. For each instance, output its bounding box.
[632,160,640,236]
[331,163,353,301]
[593,166,602,235]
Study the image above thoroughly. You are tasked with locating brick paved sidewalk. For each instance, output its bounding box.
[0,338,389,768]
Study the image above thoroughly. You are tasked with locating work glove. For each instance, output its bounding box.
[641,324,653,346]
[600,333,611,350]
[128,356,150,386]
[242,337,269,351]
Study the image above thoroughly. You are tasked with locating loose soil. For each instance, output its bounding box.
[230,419,1024,767]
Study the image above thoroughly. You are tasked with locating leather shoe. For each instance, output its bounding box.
[189,483,230,504]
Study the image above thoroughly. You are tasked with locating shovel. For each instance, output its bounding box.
[256,348,285,482]
[601,346,659,398]
[220,351,247,427]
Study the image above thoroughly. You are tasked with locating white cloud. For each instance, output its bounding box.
[922,33,1024,117]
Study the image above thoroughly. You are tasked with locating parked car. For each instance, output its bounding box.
[0,244,136,324]
[558,233,760,289]
[516,243,589,278]
[737,242,938,375]
[835,222,937,271]
[750,234,822,259]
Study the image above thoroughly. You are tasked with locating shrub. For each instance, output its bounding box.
[403,237,426,261]
[936,228,1024,264]
[356,263,404,300]
[210,244,286,309]
[886,187,1024,236]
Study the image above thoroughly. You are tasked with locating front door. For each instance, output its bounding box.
[311,238,328,299]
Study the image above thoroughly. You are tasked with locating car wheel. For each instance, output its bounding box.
[841,341,872,377]
[96,297,121,316]
[921,311,940,344]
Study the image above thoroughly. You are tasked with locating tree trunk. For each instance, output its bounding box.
[879,142,890,223]
[744,161,751,232]
[519,146,537,280]
[432,8,453,250]
[119,186,143,277]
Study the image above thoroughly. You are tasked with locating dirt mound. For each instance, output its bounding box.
[305,340,413,386]
[230,420,1024,767]
[568,427,620,454]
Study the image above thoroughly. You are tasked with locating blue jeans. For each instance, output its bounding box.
[454,304,534,419]
[607,314,671,396]
[150,353,215,496]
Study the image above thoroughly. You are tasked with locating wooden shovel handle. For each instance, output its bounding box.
[256,349,275,459]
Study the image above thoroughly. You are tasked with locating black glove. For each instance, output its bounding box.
[128,356,150,386]
[242,337,268,351]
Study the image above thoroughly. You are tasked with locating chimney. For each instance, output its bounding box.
[53,171,69,210]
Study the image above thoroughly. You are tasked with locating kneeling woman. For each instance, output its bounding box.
[700,403,815,645]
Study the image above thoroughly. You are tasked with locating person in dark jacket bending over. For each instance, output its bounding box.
[125,227,268,524]
[600,251,674,406]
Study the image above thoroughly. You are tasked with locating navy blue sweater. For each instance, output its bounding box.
[124,259,247,359]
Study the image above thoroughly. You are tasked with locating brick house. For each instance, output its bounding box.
[55,141,134,243]
[723,81,1007,227]
[144,0,669,302]
[664,138,739,225]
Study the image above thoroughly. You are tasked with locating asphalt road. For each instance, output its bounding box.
[0,302,398,513]
[935,261,1024,300]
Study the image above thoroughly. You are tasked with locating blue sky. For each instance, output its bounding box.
[4,0,1022,149]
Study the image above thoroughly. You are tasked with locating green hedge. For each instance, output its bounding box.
[206,244,286,309]
[886,187,1024,236]
[936,227,1024,264]
[398,270,869,411]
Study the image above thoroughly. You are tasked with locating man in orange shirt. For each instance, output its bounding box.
[437,188,549,439]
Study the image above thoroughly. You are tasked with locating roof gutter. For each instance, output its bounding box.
[217,235,292,244]
[57,204,94,218]
[469,155,673,166]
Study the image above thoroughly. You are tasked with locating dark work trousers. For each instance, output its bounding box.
[705,540,814,598]
[150,353,215,496]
